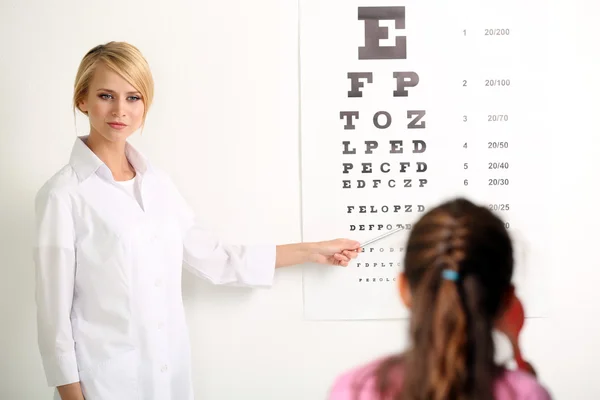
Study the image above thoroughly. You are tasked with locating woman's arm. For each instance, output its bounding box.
[57,382,85,400]
[33,189,81,388]
[160,170,361,287]
[275,239,360,268]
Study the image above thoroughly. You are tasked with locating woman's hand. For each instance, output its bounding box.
[308,239,362,267]
[275,239,361,268]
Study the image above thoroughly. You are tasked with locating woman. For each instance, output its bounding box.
[328,198,552,399]
[33,41,361,400]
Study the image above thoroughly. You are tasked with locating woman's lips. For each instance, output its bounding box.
[108,122,127,130]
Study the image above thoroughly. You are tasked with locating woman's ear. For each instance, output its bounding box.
[398,272,412,309]
[78,99,88,114]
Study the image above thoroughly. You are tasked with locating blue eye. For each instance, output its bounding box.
[98,94,141,101]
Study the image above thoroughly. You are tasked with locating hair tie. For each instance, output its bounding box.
[441,269,460,282]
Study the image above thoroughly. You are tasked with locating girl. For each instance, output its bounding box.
[328,198,552,399]
[33,41,361,400]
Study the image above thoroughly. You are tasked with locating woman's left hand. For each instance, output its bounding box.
[309,239,362,267]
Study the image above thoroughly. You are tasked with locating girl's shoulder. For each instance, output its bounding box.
[328,357,552,400]
[494,369,553,400]
[328,357,399,400]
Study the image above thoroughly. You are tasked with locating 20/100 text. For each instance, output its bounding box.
[485,79,511,87]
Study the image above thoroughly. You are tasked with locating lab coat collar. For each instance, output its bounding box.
[69,135,154,182]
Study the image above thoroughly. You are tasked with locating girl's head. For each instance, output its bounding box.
[378,198,515,400]
[73,41,154,142]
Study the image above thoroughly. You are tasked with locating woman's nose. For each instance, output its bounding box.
[112,103,126,117]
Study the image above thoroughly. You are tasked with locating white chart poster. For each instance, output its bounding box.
[300,0,551,320]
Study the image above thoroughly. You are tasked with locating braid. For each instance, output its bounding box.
[427,215,471,400]
[435,215,468,266]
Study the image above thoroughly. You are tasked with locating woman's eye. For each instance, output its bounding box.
[98,94,140,101]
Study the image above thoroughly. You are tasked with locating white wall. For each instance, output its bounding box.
[0,0,598,399]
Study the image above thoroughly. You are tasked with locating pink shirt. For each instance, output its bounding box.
[328,358,552,400]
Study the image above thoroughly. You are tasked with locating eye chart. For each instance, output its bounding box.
[299,0,551,320]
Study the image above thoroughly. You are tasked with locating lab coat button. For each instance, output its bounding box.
[158,322,165,329]
[155,278,162,287]
[161,364,168,372]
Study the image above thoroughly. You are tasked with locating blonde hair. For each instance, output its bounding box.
[73,41,154,126]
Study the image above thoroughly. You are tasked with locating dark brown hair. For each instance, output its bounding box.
[372,197,514,400]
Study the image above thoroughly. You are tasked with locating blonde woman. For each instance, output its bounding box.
[33,41,361,400]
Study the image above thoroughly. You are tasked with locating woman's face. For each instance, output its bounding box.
[78,62,145,143]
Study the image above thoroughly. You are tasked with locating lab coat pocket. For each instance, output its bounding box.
[78,348,139,400]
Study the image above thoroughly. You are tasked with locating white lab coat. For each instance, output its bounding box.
[33,135,276,400]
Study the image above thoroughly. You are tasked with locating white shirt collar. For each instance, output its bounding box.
[69,135,153,182]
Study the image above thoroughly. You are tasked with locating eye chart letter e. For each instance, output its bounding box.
[358,6,406,60]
